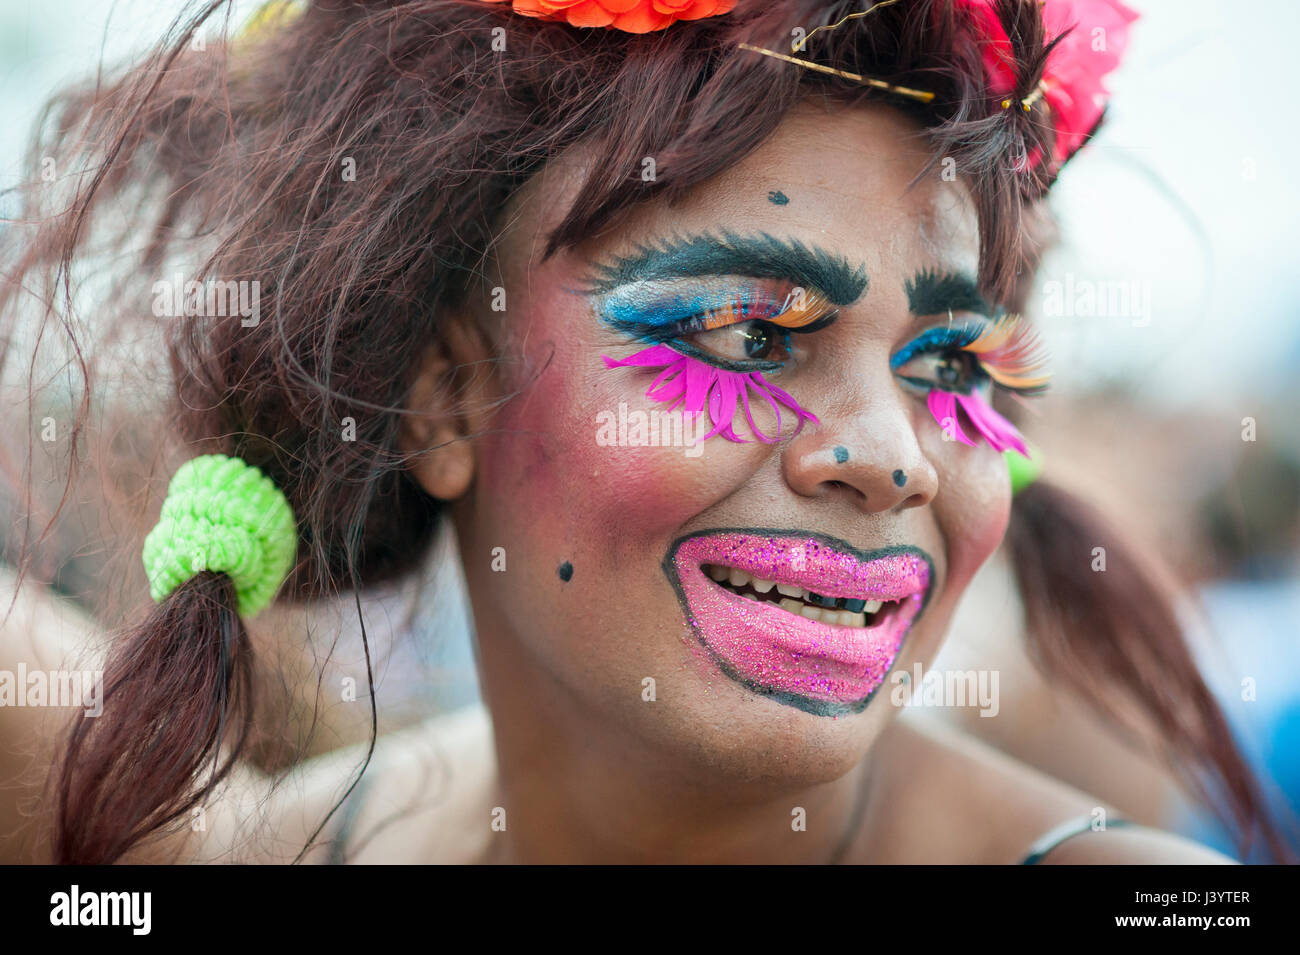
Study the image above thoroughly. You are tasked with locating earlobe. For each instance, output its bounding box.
[399,318,490,502]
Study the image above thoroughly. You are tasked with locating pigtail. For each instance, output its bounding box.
[55,571,253,864]
[54,449,297,865]
[1006,479,1298,862]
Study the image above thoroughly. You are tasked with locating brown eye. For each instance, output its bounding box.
[936,355,964,387]
[686,320,791,363]
[895,349,991,395]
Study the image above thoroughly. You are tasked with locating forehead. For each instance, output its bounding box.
[497,100,980,293]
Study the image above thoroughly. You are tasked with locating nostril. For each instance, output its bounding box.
[824,480,862,500]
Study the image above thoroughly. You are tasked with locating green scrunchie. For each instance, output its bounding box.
[142,454,298,617]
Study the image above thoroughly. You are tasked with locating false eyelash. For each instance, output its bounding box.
[925,388,1029,457]
[688,286,837,333]
[607,285,839,346]
[598,284,833,444]
[960,313,1050,396]
[602,344,819,444]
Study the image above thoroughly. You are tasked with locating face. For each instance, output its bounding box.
[438,101,1029,786]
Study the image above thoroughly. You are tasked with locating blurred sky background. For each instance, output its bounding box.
[2,0,1297,858]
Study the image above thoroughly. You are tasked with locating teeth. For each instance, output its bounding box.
[712,566,902,628]
[779,598,805,615]
[773,602,875,628]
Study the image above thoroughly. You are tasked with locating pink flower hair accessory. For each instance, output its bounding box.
[602,344,818,444]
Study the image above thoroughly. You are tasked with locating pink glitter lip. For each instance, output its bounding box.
[664,530,933,716]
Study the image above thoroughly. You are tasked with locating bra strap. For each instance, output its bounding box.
[324,768,374,865]
[1020,815,1135,865]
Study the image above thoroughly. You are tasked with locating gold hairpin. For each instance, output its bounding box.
[737,43,935,103]
[1001,80,1049,112]
[799,0,904,50]
[737,0,935,104]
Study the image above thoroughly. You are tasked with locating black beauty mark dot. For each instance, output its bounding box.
[767,190,789,205]
[833,446,849,464]
[892,469,907,487]
[558,561,574,582]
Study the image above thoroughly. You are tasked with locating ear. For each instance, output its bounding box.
[399,315,493,502]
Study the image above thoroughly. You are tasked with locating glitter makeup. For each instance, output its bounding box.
[664,529,933,716]
[583,231,868,446]
[597,279,836,443]
[601,344,819,443]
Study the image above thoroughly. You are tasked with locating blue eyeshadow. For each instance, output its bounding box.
[599,285,789,331]
[602,291,714,328]
[890,323,984,369]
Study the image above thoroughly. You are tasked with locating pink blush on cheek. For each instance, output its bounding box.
[476,349,718,543]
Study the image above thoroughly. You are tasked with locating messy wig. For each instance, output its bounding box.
[0,0,1289,863]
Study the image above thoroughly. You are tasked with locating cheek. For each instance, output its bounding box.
[472,324,750,563]
[929,434,1013,587]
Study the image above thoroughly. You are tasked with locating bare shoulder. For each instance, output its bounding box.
[865,711,1234,864]
[1039,821,1234,864]
[178,702,497,864]
[327,702,498,864]
[0,567,498,864]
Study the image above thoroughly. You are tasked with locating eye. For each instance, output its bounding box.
[891,314,1050,399]
[684,319,794,364]
[598,283,840,373]
[893,345,992,395]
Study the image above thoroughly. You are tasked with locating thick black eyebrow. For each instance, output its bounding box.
[905,268,996,318]
[580,230,869,307]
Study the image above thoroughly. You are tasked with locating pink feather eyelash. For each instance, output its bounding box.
[926,388,1029,457]
[601,344,819,444]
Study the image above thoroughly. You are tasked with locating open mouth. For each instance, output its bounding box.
[702,564,904,629]
[664,530,934,716]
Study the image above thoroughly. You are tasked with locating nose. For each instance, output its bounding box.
[780,382,939,513]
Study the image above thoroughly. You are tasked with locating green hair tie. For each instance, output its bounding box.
[1005,445,1043,497]
[142,454,298,617]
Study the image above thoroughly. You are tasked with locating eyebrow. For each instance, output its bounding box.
[905,268,996,318]
[580,230,869,307]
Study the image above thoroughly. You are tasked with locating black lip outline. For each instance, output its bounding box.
[662,527,937,718]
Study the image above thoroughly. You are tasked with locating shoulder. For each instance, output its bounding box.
[1035,822,1235,864]
[864,711,1234,864]
[177,702,496,863]
[328,702,498,864]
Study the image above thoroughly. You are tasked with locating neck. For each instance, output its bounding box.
[475,633,878,865]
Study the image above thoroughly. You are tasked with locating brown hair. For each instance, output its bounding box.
[1,0,1289,862]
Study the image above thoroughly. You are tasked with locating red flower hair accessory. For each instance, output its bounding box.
[481,0,737,34]
[959,0,1140,173]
